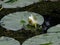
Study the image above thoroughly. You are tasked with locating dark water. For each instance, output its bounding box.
[42,15,60,33]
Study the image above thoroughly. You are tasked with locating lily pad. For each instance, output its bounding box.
[0,0,8,5]
[22,33,60,45]
[47,24,60,33]
[0,11,44,31]
[0,36,20,45]
[1,0,41,8]
[5,0,18,3]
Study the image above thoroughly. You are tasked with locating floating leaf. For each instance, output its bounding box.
[1,0,41,8]
[0,0,9,4]
[0,11,44,31]
[5,0,17,3]
[0,36,20,45]
[22,33,60,45]
[47,24,60,33]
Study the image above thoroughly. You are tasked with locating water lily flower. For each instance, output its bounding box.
[28,14,37,28]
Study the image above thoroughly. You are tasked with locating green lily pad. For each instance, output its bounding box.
[1,0,41,8]
[0,11,44,31]
[5,0,18,3]
[22,33,60,45]
[0,0,8,4]
[47,24,60,33]
[0,36,20,45]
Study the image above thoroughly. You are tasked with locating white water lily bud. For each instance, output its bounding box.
[28,14,37,27]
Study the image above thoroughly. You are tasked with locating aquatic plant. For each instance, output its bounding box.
[0,0,8,4]
[0,11,44,31]
[22,33,60,45]
[28,14,38,28]
[0,0,41,8]
[0,36,20,45]
[47,24,60,33]
[5,0,18,3]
